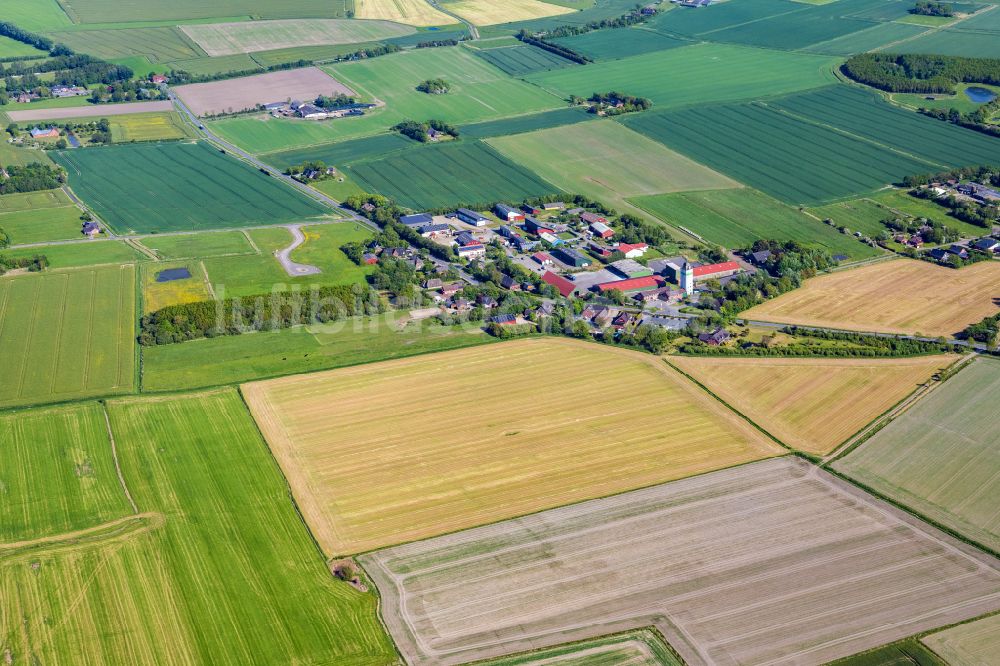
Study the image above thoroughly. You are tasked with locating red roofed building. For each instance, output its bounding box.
[693,261,740,280]
[616,242,648,258]
[542,271,575,298]
[596,275,664,294]
[532,252,553,266]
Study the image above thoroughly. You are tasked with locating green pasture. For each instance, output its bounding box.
[769,85,1000,169]
[0,205,84,244]
[266,132,416,170]
[347,140,560,210]
[44,27,206,62]
[213,47,564,154]
[163,52,261,76]
[552,26,689,61]
[0,389,398,664]
[141,312,496,392]
[804,21,928,56]
[139,230,256,260]
[201,223,373,298]
[142,260,211,313]
[0,402,133,543]
[0,35,48,58]
[834,358,1000,554]
[2,0,73,31]
[0,141,52,167]
[526,43,838,109]
[871,189,994,237]
[247,41,382,67]
[807,198,894,238]
[311,173,367,201]
[0,264,136,409]
[1,240,143,269]
[486,120,737,211]
[51,141,330,234]
[622,101,930,205]
[630,188,881,260]
[460,106,594,138]
[0,189,72,213]
[55,0,351,24]
[472,44,578,76]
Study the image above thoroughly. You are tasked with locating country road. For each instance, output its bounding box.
[276,225,321,276]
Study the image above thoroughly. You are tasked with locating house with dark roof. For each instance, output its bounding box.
[698,328,731,346]
[82,221,100,237]
[500,275,520,291]
[747,250,771,266]
[972,237,999,252]
[419,223,450,237]
[552,248,590,267]
[400,213,434,226]
[928,248,950,261]
[455,208,489,226]
[947,244,969,259]
[490,313,518,325]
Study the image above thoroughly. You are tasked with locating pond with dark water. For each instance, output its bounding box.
[965,87,997,103]
[156,267,192,282]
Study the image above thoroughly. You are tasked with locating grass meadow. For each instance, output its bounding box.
[0,390,398,665]
[0,140,52,167]
[45,27,206,62]
[629,188,882,259]
[552,26,689,61]
[242,338,781,555]
[0,206,85,245]
[362,457,1000,666]
[744,259,1000,337]
[138,230,256,260]
[142,311,496,392]
[0,35,48,58]
[1,241,143,269]
[807,198,896,238]
[871,189,994,237]
[347,140,560,210]
[922,614,1000,665]
[472,44,578,76]
[671,355,956,455]
[834,358,1000,553]
[485,120,738,211]
[0,402,133,543]
[51,141,330,234]
[0,264,136,409]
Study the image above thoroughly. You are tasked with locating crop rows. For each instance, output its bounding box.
[47,27,206,62]
[473,44,577,76]
[552,27,688,61]
[348,140,559,209]
[459,106,594,139]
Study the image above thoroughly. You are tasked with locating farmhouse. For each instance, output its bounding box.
[298,104,328,119]
[542,270,576,297]
[610,259,653,279]
[440,282,463,296]
[596,275,665,294]
[579,211,607,226]
[82,221,100,237]
[747,250,772,266]
[698,328,731,346]
[495,203,525,222]
[151,74,168,85]
[29,127,60,139]
[51,84,88,97]
[400,213,434,227]
[455,208,489,226]
[552,248,591,267]
[490,314,518,326]
[693,261,741,281]
[362,252,378,265]
[617,242,649,258]
[590,221,614,239]
[423,278,443,290]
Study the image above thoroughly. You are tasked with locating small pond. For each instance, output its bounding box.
[965,86,997,103]
[156,267,192,282]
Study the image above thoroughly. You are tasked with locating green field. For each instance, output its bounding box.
[551,26,689,61]
[0,264,136,409]
[808,198,895,238]
[51,141,330,234]
[630,189,882,259]
[460,106,594,138]
[834,358,1000,553]
[266,132,417,170]
[896,7,1000,57]
[871,189,995,237]
[622,100,931,205]
[178,18,414,57]
[827,638,947,666]
[804,21,929,56]
[141,312,495,392]
[0,389,397,664]
[1,240,143,269]
[201,223,373,298]
[482,629,684,665]
[346,140,560,209]
[923,614,1000,666]
[213,47,565,154]
[472,44,578,76]
[108,112,198,142]
[0,189,72,213]
[0,205,84,244]
[2,0,73,31]
[56,0,350,23]
[139,230,256,259]
[45,27,206,62]
[0,35,48,58]
[526,43,838,108]
[162,52,262,76]
[0,141,53,167]
[142,260,211,313]
[0,402,134,543]
[486,120,738,210]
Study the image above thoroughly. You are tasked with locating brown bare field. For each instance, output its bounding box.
[443,0,574,26]
[744,259,1000,337]
[179,19,416,57]
[354,0,454,26]
[671,355,956,454]
[173,67,353,116]
[241,338,782,556]
[6,100,172,122]
[360,457,1000,666]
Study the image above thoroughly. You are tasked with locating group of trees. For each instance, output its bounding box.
[842,53,1000,94]
[902,165,1000,187]
[912,188,998,228]
[681,327,959,357]
[582,91,653,115]
[392,119,459,142]
[87,79,166,104]
[314,93,357,109]
[286,160,332,181]
[958,312,1000,345]
[1,54,133,96]
[416,78,450,94]
[911,1,954,17]
[540,4,660,40]
[515,31,590,65]
[920,97,1000,138]
[138,284,382,345]
[0,253,47,275]
[0,163,64,194]
[416,39,460,48]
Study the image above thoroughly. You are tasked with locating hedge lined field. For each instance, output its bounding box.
[347,140,561,209]
[0,402,133,543]
[527,43,838,109]
[0,390,398,665]
[552,27,690,61]
[807,198,894,238]
[45,27,206,62]
[834,358,1000,553]
[0,264,136,409]
[1,241,143,269]
[629,189,882,260]
[769,86,1000,168]
[622,102,930,204]
[472,44,578,76]
[51,141,330,234]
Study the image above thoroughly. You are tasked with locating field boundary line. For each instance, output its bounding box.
[242,229,261,254]
[0,513,162,562]
[102,402,139,514]
[456,626,685,666]
[199,261,216,300]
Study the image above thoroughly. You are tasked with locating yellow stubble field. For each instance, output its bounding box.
[743,259,1000,337]
[242,338,783,555]
[443,0,575,26]
[353,0,454,26]
[671,355,957,455]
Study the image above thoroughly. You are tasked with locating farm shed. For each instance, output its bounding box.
[590,221,614,238]
[610,259,653,279]
[495,204,525,222]
[542,271,576,297]
[552,248,591,267]
[693,261,740,280]
[456,208,489,226]
[400,213,434,226]
[596,275,665,294]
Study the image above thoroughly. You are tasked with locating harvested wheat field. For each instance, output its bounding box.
[173,67,353,116]
[671,355,956,454]
[442,0,574,26]
[922,613,1000,666]
[744,259,1000,337]
[360,457,1000,666]
[242,338,781,555]
[179,19,415,57]
[354,0,453,26]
